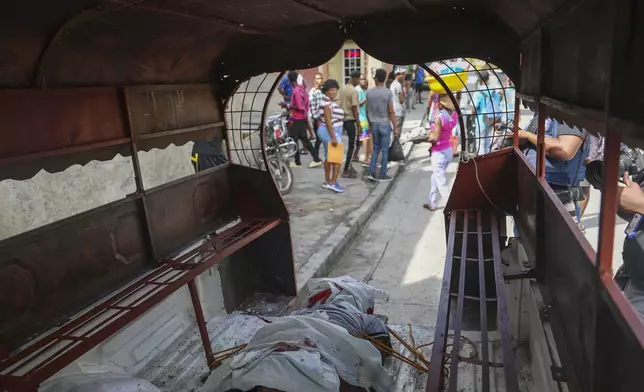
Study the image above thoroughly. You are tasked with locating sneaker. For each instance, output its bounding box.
[329,183,344,193]
[322,182,331,189]
[378,175,393,182]
[367,173,378,182]
[289,163,302,168]
[308,160,323,168]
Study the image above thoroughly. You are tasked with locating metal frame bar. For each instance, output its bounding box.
[0,218,281,391]
[536,102,546,179]
[477,210,490,391]
[427,209,519,391]
[491,214,520,391]
[426,210,457,389]
[513,96,520,148]
[448,210,469,391]
[187,280,216,368]
[121,88,158,258]
[596,129,621,277]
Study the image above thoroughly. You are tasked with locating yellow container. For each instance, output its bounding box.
[427,72,467,94]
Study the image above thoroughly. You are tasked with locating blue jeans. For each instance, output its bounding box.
[369,123,392,177]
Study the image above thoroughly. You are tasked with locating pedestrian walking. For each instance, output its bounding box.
[309,72,325,162]
[356,73,372,165]
[339,71,362,178]
[404,70,414,111]
[277,73,294,104]
[316,79,346,193]
[424,95,458,211]
[366,69,399,182]
[287,71,322,168]
[414,65,424,104]
[390,69,406,135]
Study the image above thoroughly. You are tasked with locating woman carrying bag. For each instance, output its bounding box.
[316,79,346,193]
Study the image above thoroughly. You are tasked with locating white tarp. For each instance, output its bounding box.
[305,275,389,314]
[202,315,393,392]
[40,372,161,392]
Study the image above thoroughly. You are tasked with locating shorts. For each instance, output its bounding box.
[359,120,370,140]
[317,124,343,161]
[415,83,423,91]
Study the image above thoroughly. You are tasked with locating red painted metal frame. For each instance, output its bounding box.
[0,218,280,392]
[512,96,520,149]
[187,280,216,368]
[536,102,546,179]
[596,129,621,278]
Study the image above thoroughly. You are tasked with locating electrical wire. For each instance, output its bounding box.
[460,151,513,217]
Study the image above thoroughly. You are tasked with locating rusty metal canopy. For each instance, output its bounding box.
[1,0,547,90]
[2,0,644,152]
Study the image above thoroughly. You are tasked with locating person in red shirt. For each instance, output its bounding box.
[288,71,322,168]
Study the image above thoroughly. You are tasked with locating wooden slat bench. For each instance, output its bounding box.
[426,209,519,392]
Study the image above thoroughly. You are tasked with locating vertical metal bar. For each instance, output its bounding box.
[477,211,490,391]
[448,210,469,392]
[426,210,458,391]
[461,59,499,155]
[491,214,520,392]
[536,101,546,179]
[260,72,286,172]
[513,96,520,149]
[596,129,621,277]
[187,280,216,368]
[121,88,158,259]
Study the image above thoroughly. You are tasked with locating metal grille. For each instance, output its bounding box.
[343,49,362,85]
[422,58,515,156]
[224,72,284,170]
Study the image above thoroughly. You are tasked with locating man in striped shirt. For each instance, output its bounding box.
[309,72,325,162]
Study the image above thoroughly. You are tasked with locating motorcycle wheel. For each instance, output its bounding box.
[268,157,293,195]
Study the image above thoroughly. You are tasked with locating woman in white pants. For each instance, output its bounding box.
[424,95,458,211]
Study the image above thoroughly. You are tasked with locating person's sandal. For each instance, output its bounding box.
[423,204,436,211]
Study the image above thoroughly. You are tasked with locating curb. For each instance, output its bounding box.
[294,140,415,298]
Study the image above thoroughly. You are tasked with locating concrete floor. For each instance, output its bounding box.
[329,142,455,326]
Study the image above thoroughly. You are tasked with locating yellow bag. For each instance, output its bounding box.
[327,142,344,164]
[427,72,467,94]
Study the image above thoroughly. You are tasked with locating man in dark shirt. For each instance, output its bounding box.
[190,137,227,172]
[615,172,644,320]
[516,112,589,217]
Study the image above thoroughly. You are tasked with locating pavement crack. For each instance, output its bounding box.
[362,167,421,285]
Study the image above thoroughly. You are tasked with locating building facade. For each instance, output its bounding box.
[299,41,391,89]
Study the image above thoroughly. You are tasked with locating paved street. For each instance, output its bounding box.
[283,102,426,271]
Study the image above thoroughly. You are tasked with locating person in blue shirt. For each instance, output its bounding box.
[278,75,294,104]
[414,65,424,104]
[472,72,504,155]
[516,112,589,218]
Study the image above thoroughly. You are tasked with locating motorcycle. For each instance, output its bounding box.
[258,102,298,195]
